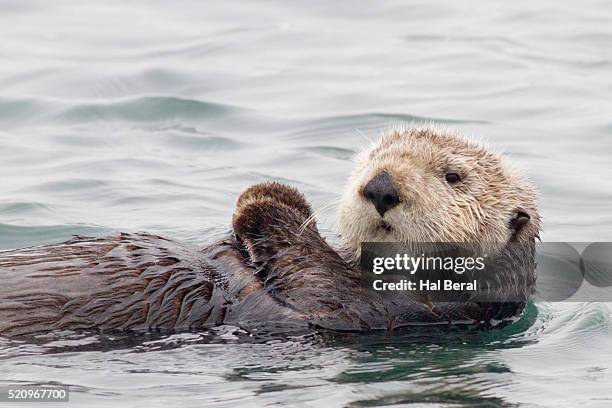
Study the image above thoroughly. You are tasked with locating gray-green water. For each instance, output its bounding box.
[1,1,612,407]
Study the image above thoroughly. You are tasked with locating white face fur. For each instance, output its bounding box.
[337,127,539,252]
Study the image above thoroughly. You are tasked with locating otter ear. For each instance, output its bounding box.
[509,210,531,233]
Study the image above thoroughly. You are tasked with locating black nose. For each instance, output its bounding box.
[362,171,400,216]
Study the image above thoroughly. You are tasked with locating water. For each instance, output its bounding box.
[1,0,612,406]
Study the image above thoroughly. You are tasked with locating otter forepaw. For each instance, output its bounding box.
[232,182,315,263]
[235,182,312,219]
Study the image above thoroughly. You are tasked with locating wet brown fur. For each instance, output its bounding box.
[0,233,300,336]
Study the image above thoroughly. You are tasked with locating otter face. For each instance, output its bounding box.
[338,126,540,252]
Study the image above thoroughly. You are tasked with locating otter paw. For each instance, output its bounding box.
[232,198,301,263]
[232,183,315,263]
[235,182,312,219]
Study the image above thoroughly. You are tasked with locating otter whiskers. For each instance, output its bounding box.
[298,197,341,235]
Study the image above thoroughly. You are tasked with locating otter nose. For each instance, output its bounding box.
[362,171,400,216]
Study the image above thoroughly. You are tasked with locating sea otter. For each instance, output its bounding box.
[0,126,540,337]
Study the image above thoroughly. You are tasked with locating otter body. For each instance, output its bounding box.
[0,126,541,337]
[0,233,293,336]
[0,233,441,337]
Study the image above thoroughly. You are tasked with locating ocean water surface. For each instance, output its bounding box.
[1,0,612,406]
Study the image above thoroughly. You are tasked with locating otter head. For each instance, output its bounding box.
[337,126,541,254]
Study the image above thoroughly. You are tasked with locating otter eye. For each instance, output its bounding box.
[445,172,461,184]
